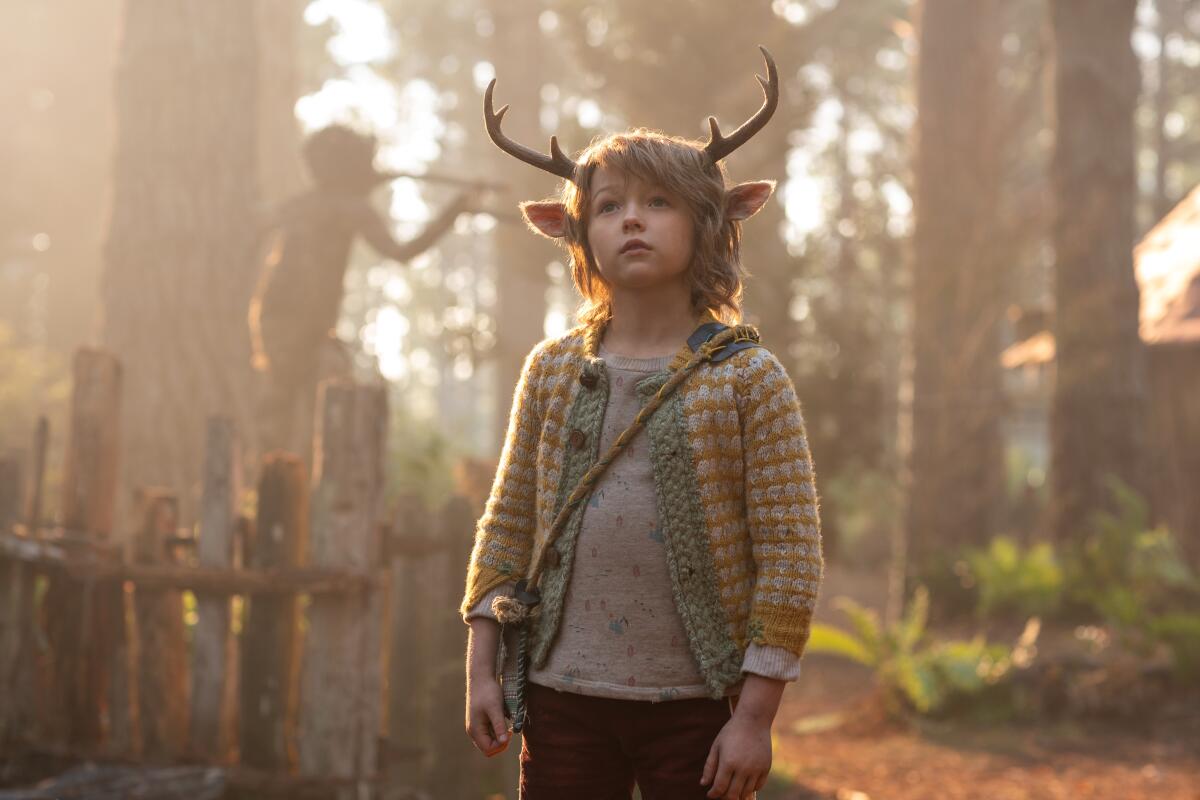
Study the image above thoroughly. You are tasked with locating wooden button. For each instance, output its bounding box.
[545,547,561,568]
[569,429,586,449]
[579,372,597,389]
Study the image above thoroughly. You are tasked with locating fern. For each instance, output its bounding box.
[807,586,1025,717]
[965,536,1063,619]
[807,624,873,666]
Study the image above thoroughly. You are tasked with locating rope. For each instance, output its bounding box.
[491,324,758,621]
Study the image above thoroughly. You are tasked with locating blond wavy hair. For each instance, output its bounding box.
[553,130,748,328]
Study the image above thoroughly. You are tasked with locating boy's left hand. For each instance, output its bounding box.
[700,714,772,799]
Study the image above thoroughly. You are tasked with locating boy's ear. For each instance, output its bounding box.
[520,201,568,239]
[725,180,777,222]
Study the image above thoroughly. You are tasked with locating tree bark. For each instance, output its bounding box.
[101,1,259,527]
[1048,0,1148,541]
[256,0,307,210]
[907,0,1008,572]
[488,0,555,441]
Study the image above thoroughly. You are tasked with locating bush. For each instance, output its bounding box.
[1063,477,1197,626]
[1147,613,1200,687]
[807,586,1035,718]
[963,535,1063,619]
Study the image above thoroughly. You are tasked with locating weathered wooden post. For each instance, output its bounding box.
[26,417,49,533]
[0,420,49,747]
[298,381,387,796]
[131,487,190,759]
[0,455,27,746]
[383,492,434,785]
[45,348,123,749]
[189,416,241,762]
[0,455,20,533]
[240,452,307,770]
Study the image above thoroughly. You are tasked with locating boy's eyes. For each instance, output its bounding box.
[596,196,671,213]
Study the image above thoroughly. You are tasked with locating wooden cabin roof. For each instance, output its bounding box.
[1136,183,1200,345]
[1003,183,1200,368]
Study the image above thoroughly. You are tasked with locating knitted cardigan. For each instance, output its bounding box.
[460,311,823,699]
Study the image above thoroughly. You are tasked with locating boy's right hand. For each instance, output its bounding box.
[465,673,511,757]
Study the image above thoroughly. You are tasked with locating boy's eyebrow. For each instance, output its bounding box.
[591,185,616,204]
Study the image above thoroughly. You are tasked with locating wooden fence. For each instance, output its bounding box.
[0,348,517,799]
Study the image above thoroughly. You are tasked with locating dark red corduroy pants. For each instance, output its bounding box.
[518,682,737,800]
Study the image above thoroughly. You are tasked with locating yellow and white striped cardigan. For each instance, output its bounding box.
[461,312,823,698]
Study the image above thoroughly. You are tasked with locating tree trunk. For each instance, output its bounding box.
[489,0,554,440]
[1048,0,1148,541]
[101,1,259,527]
[907,0,1008,573]
[739,120,796,351]
[256,0,307,210]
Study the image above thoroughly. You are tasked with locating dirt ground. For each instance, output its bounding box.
[760,566,1200,800]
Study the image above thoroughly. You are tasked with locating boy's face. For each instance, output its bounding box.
[585,165,695,295]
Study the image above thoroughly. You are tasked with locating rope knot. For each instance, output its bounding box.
[491,594,532,625]
[491,578,542,625]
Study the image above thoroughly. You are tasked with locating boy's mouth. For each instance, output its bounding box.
[620,239,651,253]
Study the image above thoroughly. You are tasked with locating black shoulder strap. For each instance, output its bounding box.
[686,321,764,363]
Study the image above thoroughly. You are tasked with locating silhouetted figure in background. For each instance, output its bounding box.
[249,125,476,456]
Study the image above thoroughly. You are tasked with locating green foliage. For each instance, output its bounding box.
[1064,477,1198,626]
[822,466,899,567]
[0,322,69,451]
[965,478,1200,688]
[808,586,1023,717]
[964,535,1063,619]
[807,617,873,666]
[962,478,1199,658]
[1147,613,1200,686]
[385,401,458,508]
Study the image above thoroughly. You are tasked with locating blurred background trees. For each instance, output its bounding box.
[2,0,1199,583]
[1048,0,1148,543]
[906,0,1007,576]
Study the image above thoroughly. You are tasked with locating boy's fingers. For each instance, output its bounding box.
[467,709,496,753]
[487,705,511,747]
[483,737,509,758]
[717,770,742,800]
[706,762,733,799]
[700,742,718,785]
[467,715,485,751]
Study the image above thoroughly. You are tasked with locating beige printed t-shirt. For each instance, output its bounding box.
[527,348,721,701]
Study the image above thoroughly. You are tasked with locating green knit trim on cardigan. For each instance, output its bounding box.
[638,370,744,699]
[530,356,610,668]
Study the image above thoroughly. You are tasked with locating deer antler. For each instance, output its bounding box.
[703,46,780,164]
[484,79,578,183]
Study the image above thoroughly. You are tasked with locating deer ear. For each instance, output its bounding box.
[726,180,776,222]
[520,201,568,239]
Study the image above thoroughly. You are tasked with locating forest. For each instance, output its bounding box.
[1,1,1198,798]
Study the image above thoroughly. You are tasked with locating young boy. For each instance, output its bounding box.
[461,48,822,800]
